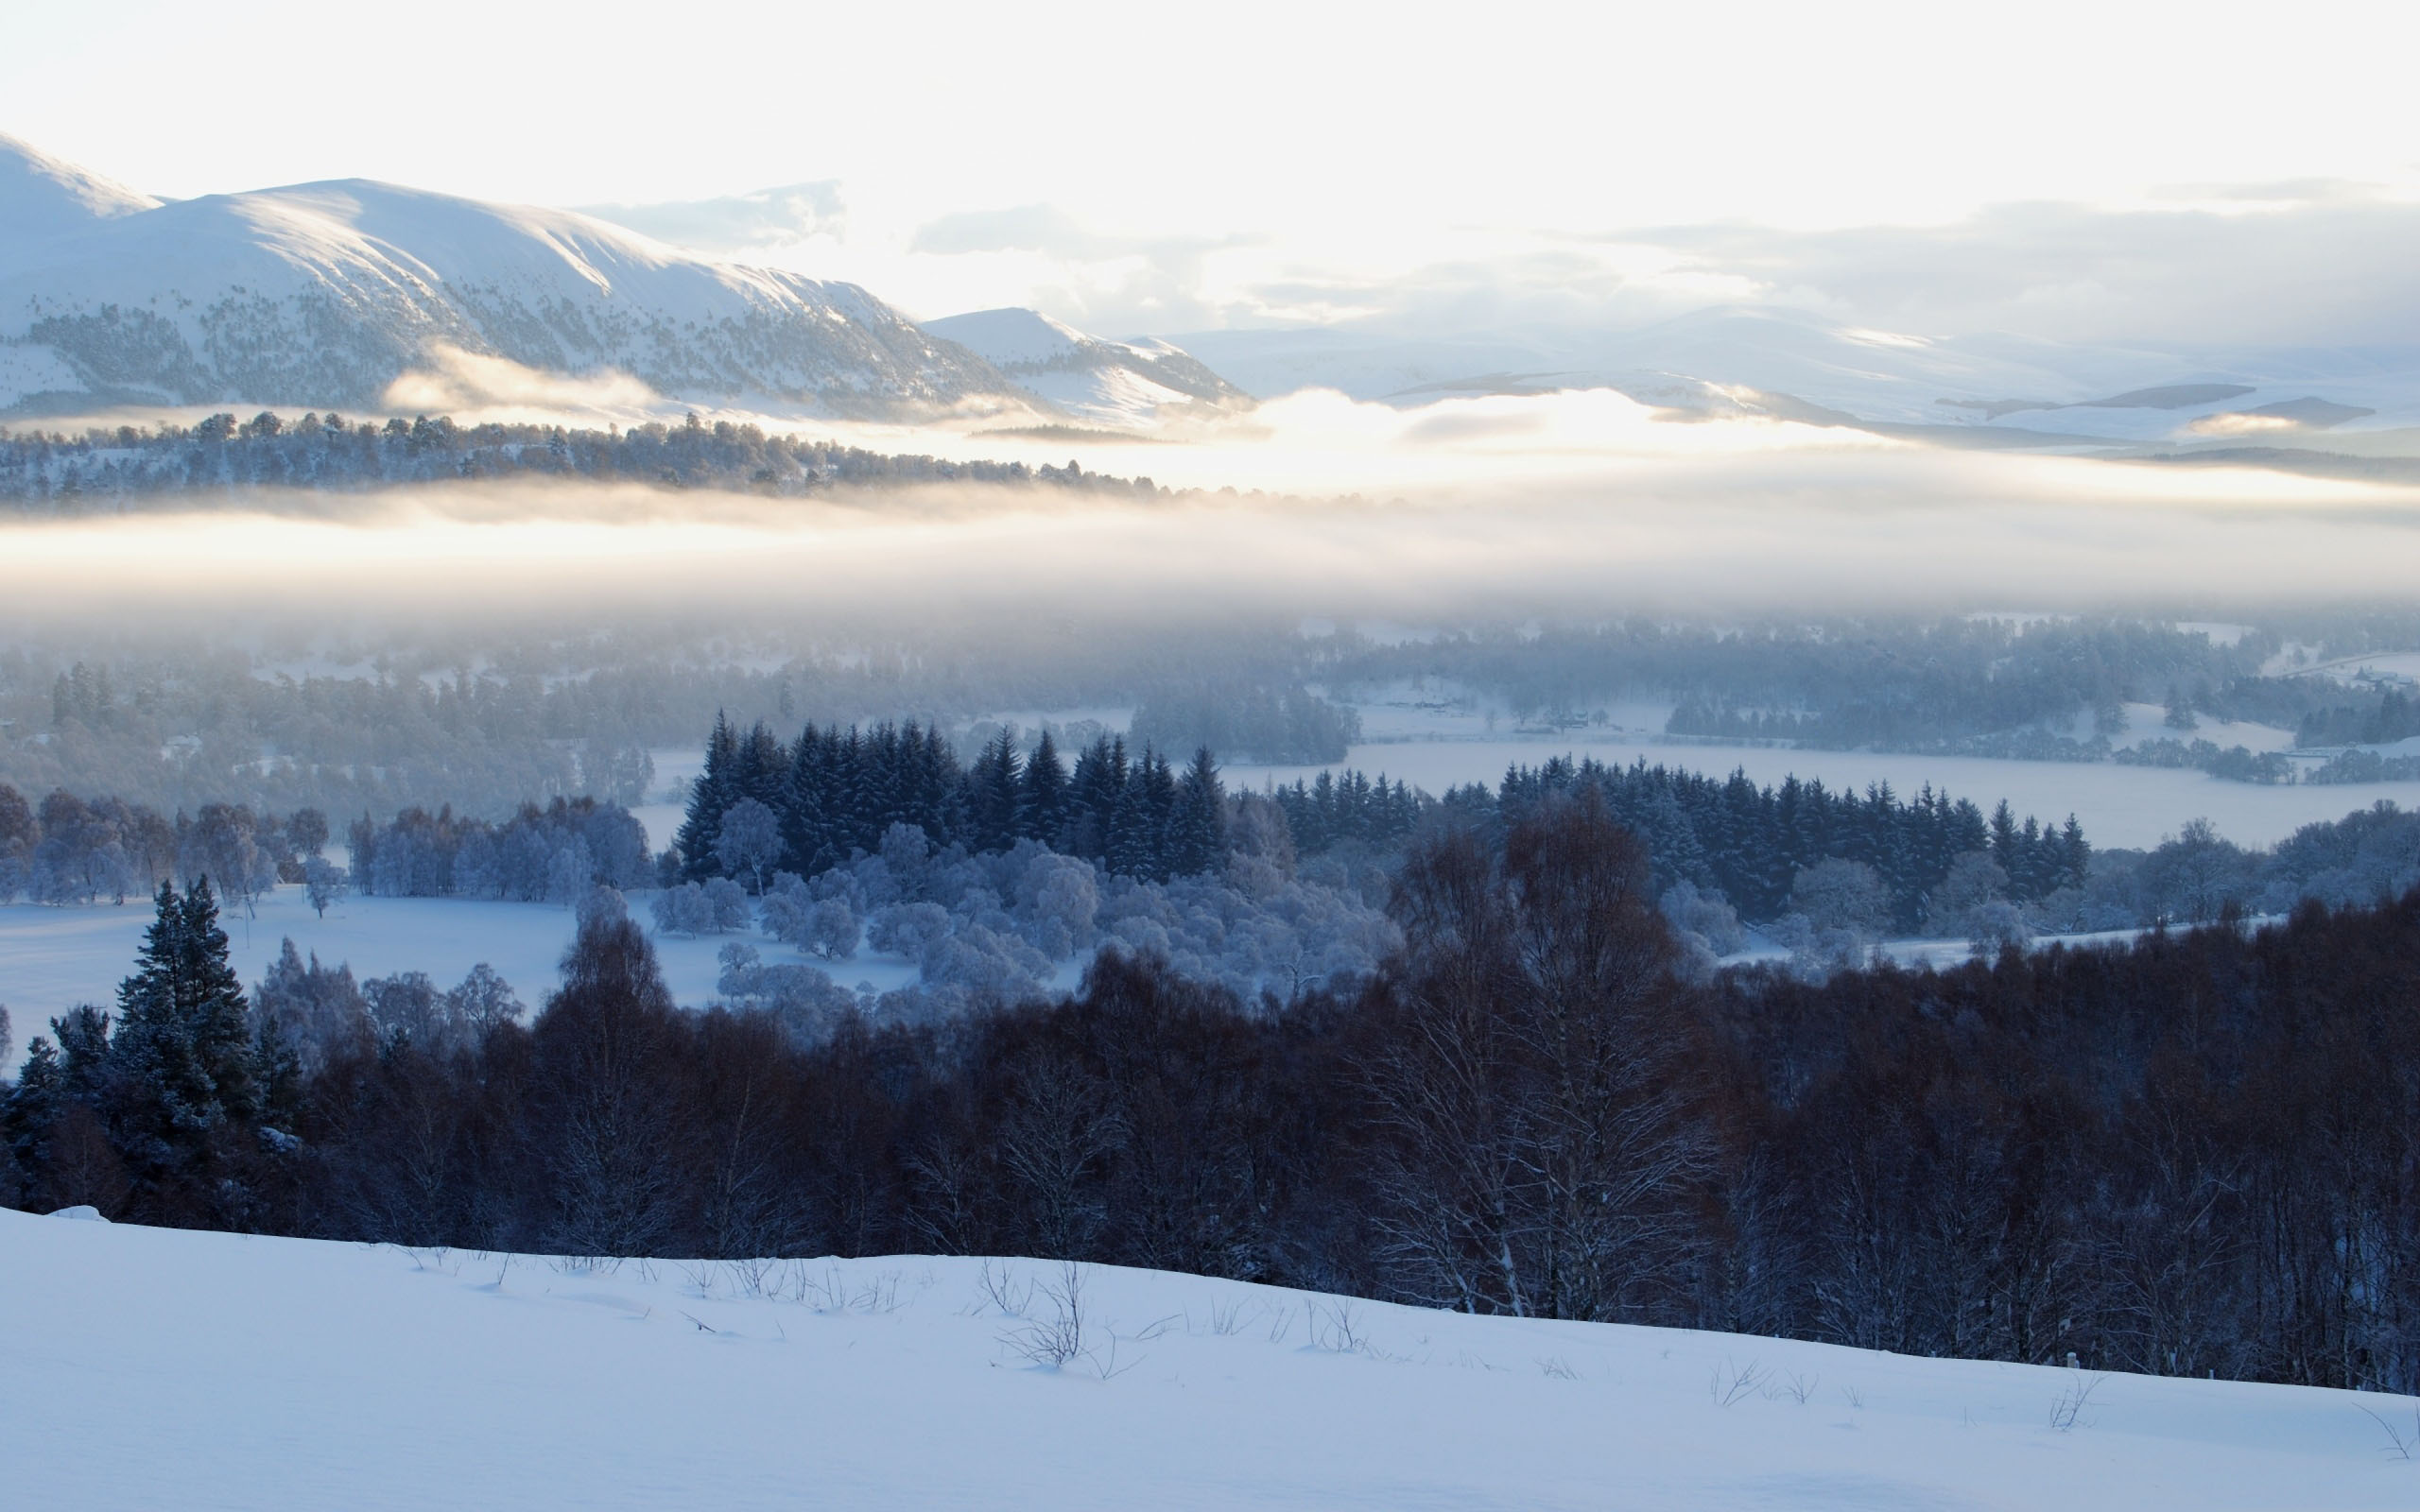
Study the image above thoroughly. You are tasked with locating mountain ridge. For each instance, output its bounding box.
[0,139,1022,420]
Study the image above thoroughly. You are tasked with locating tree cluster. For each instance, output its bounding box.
[676,716,1232,889]
[1469,756,2086,930]
[0,782,323,909]
[345,799,651,902]
[1267,769,1424,853]
[2298,686,2420,747]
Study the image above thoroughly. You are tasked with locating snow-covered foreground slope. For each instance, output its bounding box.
[2,1209,2406,1510]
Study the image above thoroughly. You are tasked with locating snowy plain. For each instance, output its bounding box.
[4,1207,2412,1511]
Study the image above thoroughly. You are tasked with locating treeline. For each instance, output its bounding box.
[1465,755,2083,929]
[1320,616,2419,760]
[1129,682,1361,764]
[2083,801,2420,926]
[1324,617,2308,741]
[1268,769,1425,853]
[2300,687,2420,747]
[0,782,325,907]
[14,802,2420,1395]
[345,798,651,902]
[675,716,1231,887]
[0,410,1170,509]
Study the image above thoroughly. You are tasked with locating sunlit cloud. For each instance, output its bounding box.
[379,346,667,423]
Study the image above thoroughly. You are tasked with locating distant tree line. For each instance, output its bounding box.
[1320,616,2418,765]
[0,782,326,909]
[1451,756,2086,931]
[345,798,652,902]
[13,800,2420,1397]
[1129,681,1360,764]
[0,410,1172,509]
[2299,687,2420,747]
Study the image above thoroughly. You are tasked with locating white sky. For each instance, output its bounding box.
[9,0,2420,335]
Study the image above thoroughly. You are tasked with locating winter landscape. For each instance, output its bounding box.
[8,5,2420,1507]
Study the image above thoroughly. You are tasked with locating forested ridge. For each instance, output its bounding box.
[10,800,2420,1396]
[0,410,1175,507]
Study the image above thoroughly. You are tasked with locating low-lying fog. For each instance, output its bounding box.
[5,387,2417,630]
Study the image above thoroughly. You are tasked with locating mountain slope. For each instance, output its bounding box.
[0,140,1018,418]
[924,306,1250,427]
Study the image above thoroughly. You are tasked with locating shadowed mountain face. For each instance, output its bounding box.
[0,138,1018,419]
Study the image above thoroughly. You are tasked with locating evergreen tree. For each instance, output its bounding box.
[1166,747,1229,878]
[108,879,258,1181]
[966,728,1024,852]
[2,1036,62,1194]
[1020,729,1069,843]
[1064,735,1129,862]
[674,712,739,882]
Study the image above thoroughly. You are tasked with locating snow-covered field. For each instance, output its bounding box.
[4,1208,2410,1510]
[1232,737,2420,851]
[0,885,922,1074]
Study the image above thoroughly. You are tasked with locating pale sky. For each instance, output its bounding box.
[9,0,2420,336]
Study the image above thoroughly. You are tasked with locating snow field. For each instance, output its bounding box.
[2,1208,2410,1510]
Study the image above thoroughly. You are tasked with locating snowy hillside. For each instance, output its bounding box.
[924,306,1250,427]
[0,136,1018,419]
[5,1209,2407,1510]
[0,131,158,264]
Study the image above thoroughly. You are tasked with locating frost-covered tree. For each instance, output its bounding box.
[302,855,347,919]
[0,783,35,903]
[713,798,782,894]
[443,963,524,1040]
[363,972,449,1051]
[251,939,371,1074]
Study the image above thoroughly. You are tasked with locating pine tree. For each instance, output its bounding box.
[675,712,739,882]
[1065,736,1129,862]
[2,1036,62,1190]
[1166,747,1229,878]
[1020,729,1069,844]
[966,728,1024,852]
[109,878,258,1181]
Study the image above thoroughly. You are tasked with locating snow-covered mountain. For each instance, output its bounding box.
[0,135,1018,420]
[1174,307,2420,452]
[922,307,1250,428]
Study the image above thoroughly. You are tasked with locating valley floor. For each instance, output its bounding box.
[1,1208,2410,1509]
